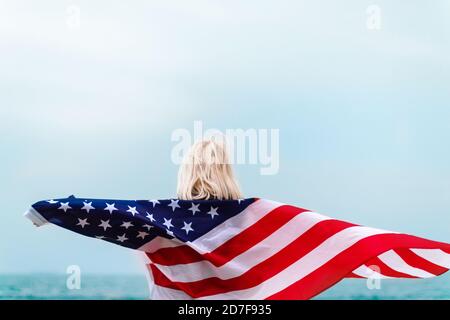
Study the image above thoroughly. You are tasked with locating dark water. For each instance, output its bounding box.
[0,273,449,300]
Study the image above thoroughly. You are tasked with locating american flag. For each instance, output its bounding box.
[26,196,450,299]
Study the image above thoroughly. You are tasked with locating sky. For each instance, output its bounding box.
[0,0,449,275]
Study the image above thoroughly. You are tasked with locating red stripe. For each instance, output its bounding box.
[267,234,450,300]
[394,248,449,276]
[151,219,355,297]
[364,256,417,278]
[347,272,364,278]
[147,204,308,267]
[147,243,203,266]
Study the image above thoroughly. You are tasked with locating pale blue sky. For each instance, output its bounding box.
[1,0,449,274]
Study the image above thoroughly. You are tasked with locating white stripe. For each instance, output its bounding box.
[138,236,184,253]
[352,264,392,279]
[194,226,392,299]
[24,207,48,227]
[411,249,450,268]
[189,199,284,253]
[138,199,283,254]
[378,250,435,278]
[138,253,154,299]
[151,283,193,300]
[154,212,330,282]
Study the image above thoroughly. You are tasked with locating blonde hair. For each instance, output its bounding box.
[177,139,243,200]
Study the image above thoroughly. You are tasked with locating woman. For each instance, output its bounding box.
[25,139,450,300]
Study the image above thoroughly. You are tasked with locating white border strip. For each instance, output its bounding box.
[23,207,48,227]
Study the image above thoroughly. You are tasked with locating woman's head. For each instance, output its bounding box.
[177,139,242,200]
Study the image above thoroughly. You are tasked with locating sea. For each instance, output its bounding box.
[0,273,449,300]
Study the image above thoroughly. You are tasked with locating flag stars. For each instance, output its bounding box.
[163,218,174,230]
[98,219,112,231]
[181,221,194,235]
[188,203,200,215]
[207,207,219,219]
[168,199,180,212]
[76,218,90,228]
[104,203,118,214]
[117,234,128,243]
[81,201,95,213]
[127,206,139,216]
[58,202,72,212]
[45,198,249,248]
[137,231,149,239]
[146,212,155,222]
[149,200,160,207]
[121,221,134,229]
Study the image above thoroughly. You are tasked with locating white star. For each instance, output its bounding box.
[188,203,200,215]
[98,219,112,231]
[104,203,118,214]
[142,224,153,231]
[149,199,160,207]
[146,212,155,222]
[121,221,134,229]
[95,235,106,239]
[58,202,72,212]
[81,201,95,213]
[76,218,90,228]
[117,233,128,243]
[207,206,219,219]
[137,231,149,239]
[181,221,194,235]
[163,218,174,230]
[166,229,174,237]
[127,206,139,216]
[47,200,58,204]
[167,199,180,212]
